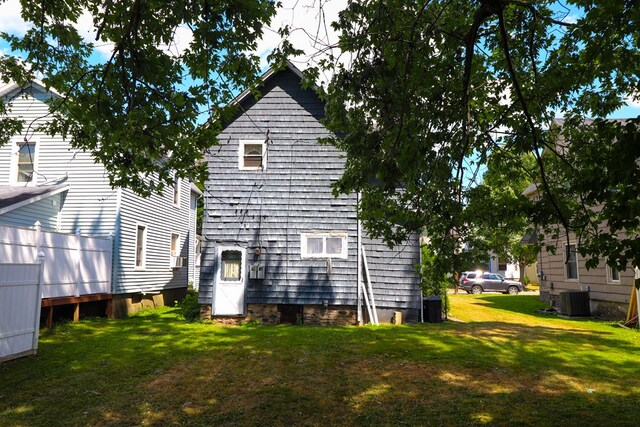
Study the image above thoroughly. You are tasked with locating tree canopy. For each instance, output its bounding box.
[318,0,640,274]
[2,0,640,275]
[0,0,280,194]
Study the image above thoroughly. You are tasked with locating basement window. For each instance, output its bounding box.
[239,140,266,170]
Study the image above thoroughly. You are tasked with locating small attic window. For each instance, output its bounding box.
[239,140,266,170]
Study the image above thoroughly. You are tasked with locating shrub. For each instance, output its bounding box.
[179,290,201,322]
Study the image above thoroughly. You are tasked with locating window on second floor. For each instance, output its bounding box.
[172,173,180,206]
[16,141,37,184]
[239,140,266,170]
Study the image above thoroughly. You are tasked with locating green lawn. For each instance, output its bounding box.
[1,294,638,426]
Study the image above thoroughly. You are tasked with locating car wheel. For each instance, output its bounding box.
[507,285,519,295]
[471,285,483,294]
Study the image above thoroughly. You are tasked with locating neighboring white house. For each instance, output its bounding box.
[0,80,201,316]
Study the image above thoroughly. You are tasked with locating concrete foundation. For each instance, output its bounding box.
[112,287,187,317]
[201,303,421,325]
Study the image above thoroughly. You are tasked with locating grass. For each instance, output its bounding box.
[1,295,638,426]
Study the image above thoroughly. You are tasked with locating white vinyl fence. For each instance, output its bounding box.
[0,256,44,362]
[0,223,113,298]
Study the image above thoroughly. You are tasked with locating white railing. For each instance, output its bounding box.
[0,223,112,298]
[0,254,44,362]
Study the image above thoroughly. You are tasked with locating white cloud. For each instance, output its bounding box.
[0,0,31,35]
[626,93,640,109]
[256,0,347,75]
[1,3,194,62]
[158,25,194,58]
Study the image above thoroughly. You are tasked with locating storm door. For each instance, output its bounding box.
[213,247,247,315]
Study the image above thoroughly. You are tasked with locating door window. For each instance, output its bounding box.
[221,250,242,281]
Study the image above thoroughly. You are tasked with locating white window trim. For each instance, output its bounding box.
[606,259,620,283]
[170,232,180,268]
[564,243,579,281]
[301,232,348,259]
[172,175,181,207]
[135,223,147,270]
[195,236,202,267]
[238,139,267,171]
[10,136,40,186]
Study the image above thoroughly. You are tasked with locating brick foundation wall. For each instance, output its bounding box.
[303,305,357,326]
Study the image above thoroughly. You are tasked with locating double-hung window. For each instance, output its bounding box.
[301,233,348,259]
[172,173,180,206]
[565,243,578,280]
[15,141,37,184]
[607,264,620,283]
[135,225,147,269]
[239,140,266,170]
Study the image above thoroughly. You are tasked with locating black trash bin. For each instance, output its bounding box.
[423,296,443,323]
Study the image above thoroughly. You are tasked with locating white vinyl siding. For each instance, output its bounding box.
[0,87,118,235]
[1,84,198,296]
[114,178,194,293]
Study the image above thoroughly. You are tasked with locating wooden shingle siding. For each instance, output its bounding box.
[363,234,422,309]
[200,67,422,311]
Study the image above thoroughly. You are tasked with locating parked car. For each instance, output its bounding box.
[459,271,523,295]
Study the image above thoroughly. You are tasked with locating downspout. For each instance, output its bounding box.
[356,192,362,325]
[111,187,122,295]
[419,236,424,323]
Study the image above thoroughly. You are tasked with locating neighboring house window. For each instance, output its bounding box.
[173,174,180,206]
[498,257,507,271]
[170,233,179,256]
[239,140,266,170]
[16,141,37,184]
[135,225,147,268]
[220,250,242,281]
[195,236,202,267]
[565,243,578,280]
[170,233,182,268]
[607,264,620,283]
[301,232,348,259]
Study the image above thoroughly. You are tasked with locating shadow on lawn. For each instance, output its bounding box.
[1,309,638,426]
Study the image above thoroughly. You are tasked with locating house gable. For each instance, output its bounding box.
[200,65,422,319]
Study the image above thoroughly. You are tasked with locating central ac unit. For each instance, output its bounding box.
[559,291,590,316]
[171,256,186,268]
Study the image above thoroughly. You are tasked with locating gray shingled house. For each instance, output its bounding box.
[198,63,422,325]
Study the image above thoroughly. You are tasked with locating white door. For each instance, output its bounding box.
[213,247,246,315]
